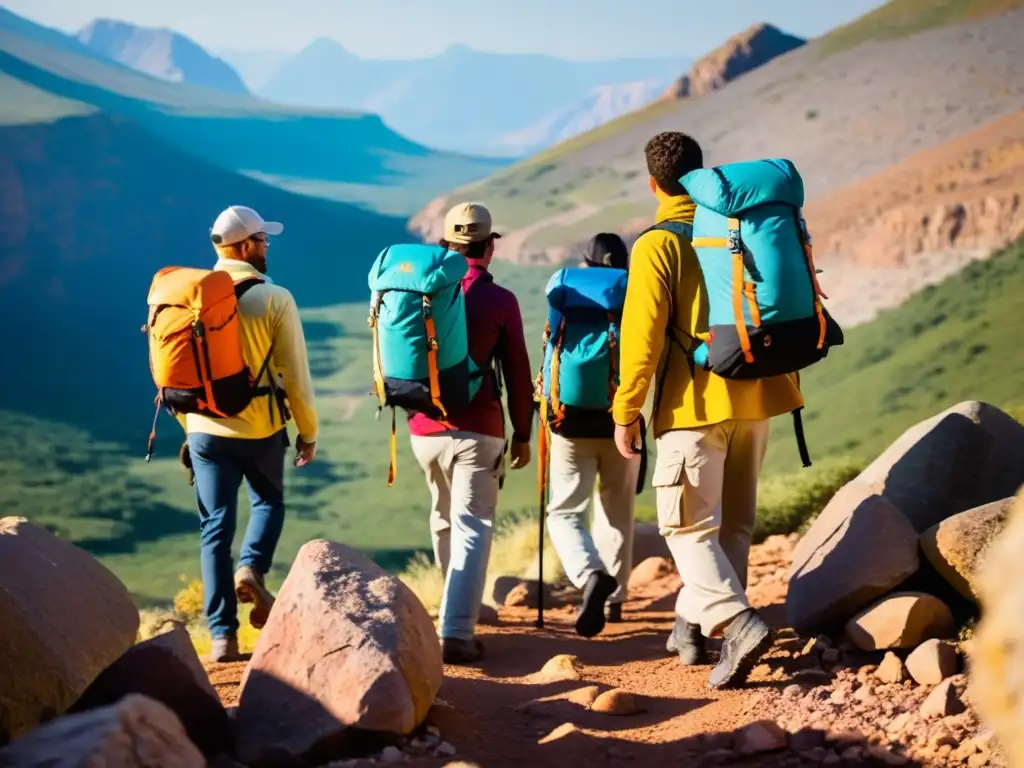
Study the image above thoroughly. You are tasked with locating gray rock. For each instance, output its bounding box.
[787,482,920,633]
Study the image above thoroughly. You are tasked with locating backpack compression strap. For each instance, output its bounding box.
[366,293,398,486]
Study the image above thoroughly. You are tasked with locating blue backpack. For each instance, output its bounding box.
[537,266,628,426]
[367,244,486,483]
[677,158,843,380]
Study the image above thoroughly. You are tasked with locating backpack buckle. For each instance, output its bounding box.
[727,229,742,254]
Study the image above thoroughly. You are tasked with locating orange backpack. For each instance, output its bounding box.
[143,267,273,459]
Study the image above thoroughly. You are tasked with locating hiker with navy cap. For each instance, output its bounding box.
[177,204,319,662]
[536,232,638,638]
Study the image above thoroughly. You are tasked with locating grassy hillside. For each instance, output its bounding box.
[762,236,1024,475]
[0,9,506,216]
[412,0,1024,258]
[821,0,1024,55]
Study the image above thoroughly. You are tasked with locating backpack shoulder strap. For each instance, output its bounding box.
[639,220,693,239]
[234,277,265,299]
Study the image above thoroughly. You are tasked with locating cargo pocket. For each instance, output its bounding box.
[651,455,686,531]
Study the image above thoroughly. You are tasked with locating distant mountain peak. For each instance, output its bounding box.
[76,17,248,95]
[664,21,806,100]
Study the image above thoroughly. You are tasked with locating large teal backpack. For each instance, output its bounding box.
[537,266,628,425]
[670,158,844,466]
[367,244,485,483]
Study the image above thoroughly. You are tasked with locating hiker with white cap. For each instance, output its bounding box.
[167,204,319,662]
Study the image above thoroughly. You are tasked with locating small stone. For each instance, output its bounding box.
[968,754,991,767]
[920,680,966,719]
[822,648,841,664]
[591,689,642,716]
[876,652,907,683]
[435,741,457,756]
[566,686,600,709]
[887,713,912,733]
[905,639,959,685]
[790,728,826,752]
[854,685,875,703]
[783,684,804,698]
[381,746,404,763]
[735,720,788,755]
[857,665,878,682]
[538,723,578,744]
[530,655,582,684]
[794,669,831,684]
[829,688,847,704]
[929,730,957,749]
[822,753,841,765]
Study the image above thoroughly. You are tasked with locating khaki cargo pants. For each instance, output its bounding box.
[652,418,770,638]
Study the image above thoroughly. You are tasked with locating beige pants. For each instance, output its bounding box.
[546,433,639,604]
[652,419,770,637]
[410,432,505,641]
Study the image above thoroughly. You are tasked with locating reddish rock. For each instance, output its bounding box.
[920,680,966,719]
[529,655,583,684]
[591,689,642,716]
[921,497,1013,602]
[845,591,955,650]
[876,652,907,684]
[735,720,788,755]
[235,539,442,765]
[0,694,203,766]
[0,517,139,741]
[565,686,600,708]
[627,557,675,589]
[68,620,229,756]
[905,638,959,685]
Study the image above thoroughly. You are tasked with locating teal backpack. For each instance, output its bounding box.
[537,266,628,426]
[367,244,485,483]
[666,158,844,465]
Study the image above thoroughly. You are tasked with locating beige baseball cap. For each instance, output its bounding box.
[443,202,502,245]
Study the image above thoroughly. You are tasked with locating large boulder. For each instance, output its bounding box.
[235,539,443,766]
[787,483,919,633]
[854,401,1024,533]
[844,591,955,651]
[0,694,204,767]
[920,497,1013,602]
[67,619,230,757]
[0,517,139,743]
[972,486,1024,768]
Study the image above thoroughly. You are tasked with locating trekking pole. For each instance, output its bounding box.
[536,411,549,628]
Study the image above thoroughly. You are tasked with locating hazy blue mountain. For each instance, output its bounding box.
[259,39,690,154]
[77,18,249,95]
[216,47,293,91]
[492,77,672,156]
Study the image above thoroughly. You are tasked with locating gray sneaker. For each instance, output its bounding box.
[666,615,708,665]
[708,609,774,690]
[235,565,275,629]
[209,635,242,663]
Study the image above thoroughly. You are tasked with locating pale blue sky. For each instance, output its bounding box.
[4,0,889,59]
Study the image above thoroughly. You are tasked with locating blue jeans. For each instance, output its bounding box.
[188,430,287,639]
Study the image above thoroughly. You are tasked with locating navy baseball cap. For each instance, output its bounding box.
[583,232,629,269]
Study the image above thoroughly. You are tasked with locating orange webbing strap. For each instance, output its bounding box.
[797,218,828,350]
[606,313,619,408]
[422,296,449,423]
[387,407,397,487]
[743,282,762,328]
[368,295,387,408]
[538,416,550,510]
[548,318,567,425]
[727,217,754,365]
[692,237,730,249]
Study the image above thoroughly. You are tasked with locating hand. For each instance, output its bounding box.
[509,439,531,470]
[178,440,194,486]
[614,420,643,460]
[294,436,316,467]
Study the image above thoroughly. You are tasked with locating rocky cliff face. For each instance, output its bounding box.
[663,23,806,100]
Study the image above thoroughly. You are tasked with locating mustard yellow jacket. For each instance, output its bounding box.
[612,195,804,437]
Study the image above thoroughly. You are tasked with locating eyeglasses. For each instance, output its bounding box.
[250,234,270,246]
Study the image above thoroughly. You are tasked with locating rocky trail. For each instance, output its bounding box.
[203,534,1002,768]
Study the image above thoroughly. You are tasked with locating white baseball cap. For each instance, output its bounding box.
[210,205,283,246]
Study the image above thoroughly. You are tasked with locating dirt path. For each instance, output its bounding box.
[204,537,864,767]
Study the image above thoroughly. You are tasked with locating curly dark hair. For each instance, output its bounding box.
[644,132,703,196]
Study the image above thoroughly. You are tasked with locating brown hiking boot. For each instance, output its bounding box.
[235,565,275,629]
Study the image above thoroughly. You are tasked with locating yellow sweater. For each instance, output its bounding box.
[176,259,319,443]
[612,195,803,437]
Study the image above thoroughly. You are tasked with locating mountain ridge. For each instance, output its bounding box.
[77,18,248,95]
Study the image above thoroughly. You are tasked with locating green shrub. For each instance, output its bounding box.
[754,456,864,542]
